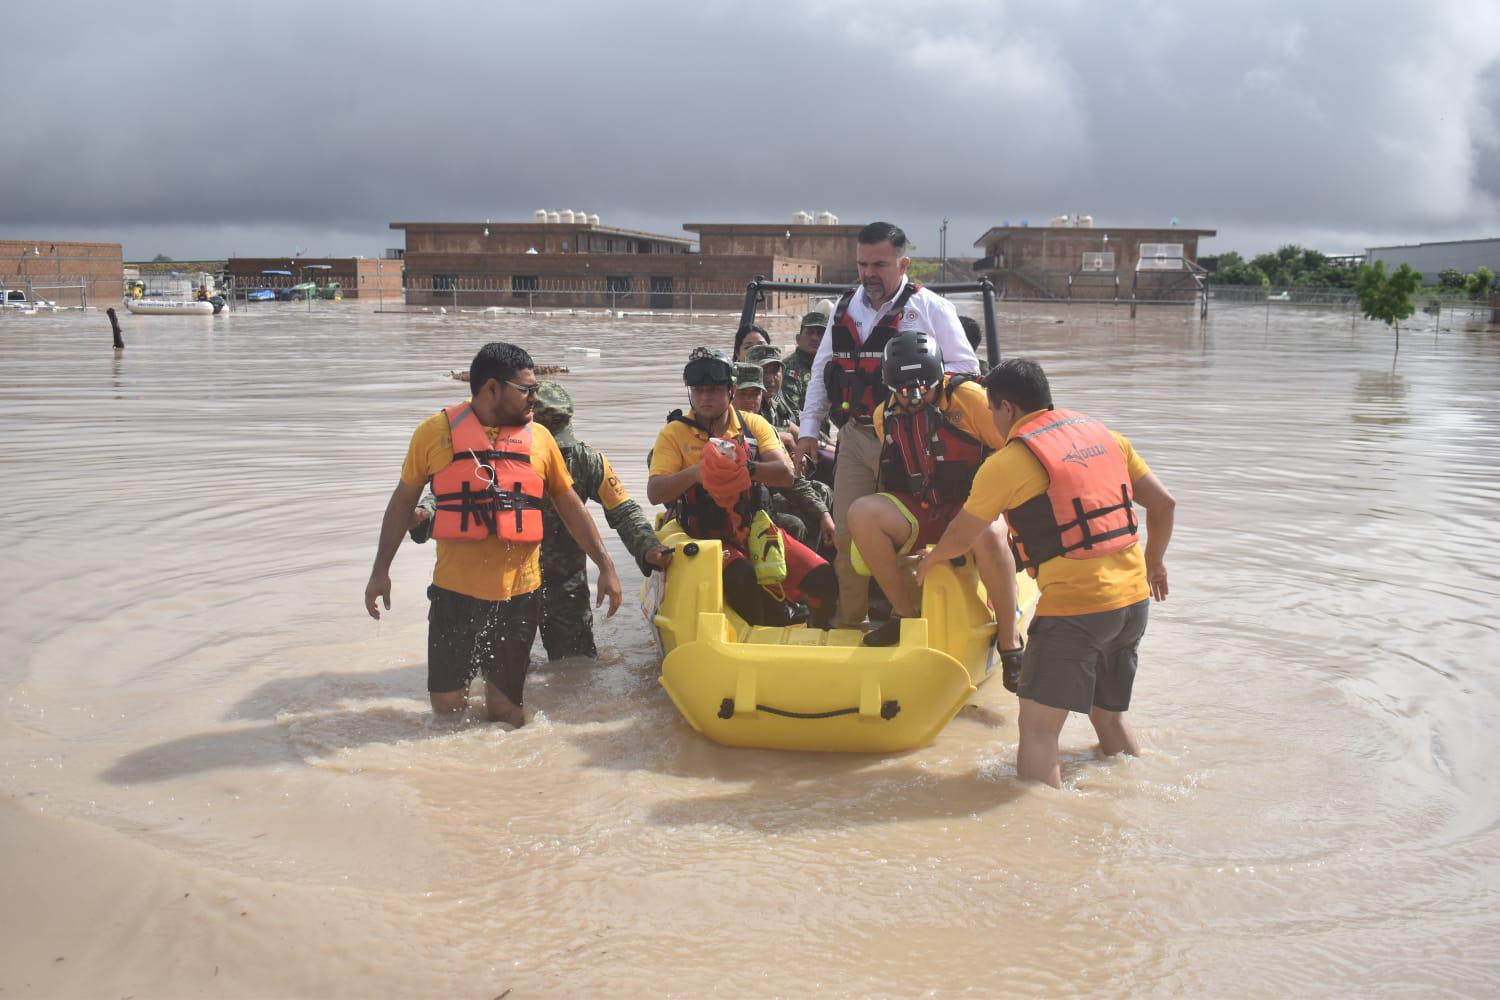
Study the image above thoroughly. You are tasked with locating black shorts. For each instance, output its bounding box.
[1020,599,1150,714]
[427,584,542,704]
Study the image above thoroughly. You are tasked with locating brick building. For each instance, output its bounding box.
[685,223,866,284]
[393,220,818,313]
[973,224,1216,302]
[224,256,404,300]
[2,239,122,306]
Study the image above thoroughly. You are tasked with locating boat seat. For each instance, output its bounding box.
[740,625,866,647]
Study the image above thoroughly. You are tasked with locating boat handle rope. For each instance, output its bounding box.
[718,698,901,721]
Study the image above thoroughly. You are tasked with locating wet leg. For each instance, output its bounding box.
[430,689,468,716]
[484,680,526,727]
[1088,707,1139,757]
[847,494,920,617]
[1016,697,1069,788]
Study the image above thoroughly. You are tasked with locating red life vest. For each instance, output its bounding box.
[430,403,545,543]
[663,408,770,542]
[878,375,988,514]
[1005,408,1138,575]
[822,282,921,426]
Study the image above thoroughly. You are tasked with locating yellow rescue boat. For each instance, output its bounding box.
[643,521,1038,753]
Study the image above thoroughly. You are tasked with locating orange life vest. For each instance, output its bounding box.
[822,282,920,426]
[429,403,545,543]
[663,408,771,542]
[1005,408,1138,575]
[878,375,988,515]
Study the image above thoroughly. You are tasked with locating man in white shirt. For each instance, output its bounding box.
[793,222,979,628]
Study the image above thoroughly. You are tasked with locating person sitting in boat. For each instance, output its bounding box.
[744,343,800,446]
[733,323,772,361]
[731,360,835,553]
[195,284,210,302]
[648,348,836,628]
[849,332,1020,651]
[749,338,835,487]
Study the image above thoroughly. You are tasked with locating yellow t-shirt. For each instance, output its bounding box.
[400,408,573,602]
[872,375,1008,451]
[964,410,1152,617]
[649,407,783,478]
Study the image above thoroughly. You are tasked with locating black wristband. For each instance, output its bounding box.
[746,460,759,479]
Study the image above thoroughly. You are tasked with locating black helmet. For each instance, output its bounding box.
[882,333,943,390]
[683,346,735,387]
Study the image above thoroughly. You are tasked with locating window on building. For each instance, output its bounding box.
[512,275,539,300]
[433,273,458,291]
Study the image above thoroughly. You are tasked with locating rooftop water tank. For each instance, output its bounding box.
[1076,215,1093,228]
[1051,214,1070,228]
[534,209,548,223]
[547,211,560,224]
[588,213,600,226]
[792,211,812,225]
[573,210,586,224]
[561,210,576,224]
[817,211,837,225]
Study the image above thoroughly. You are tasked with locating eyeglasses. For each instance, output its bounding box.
[503,379,540,398]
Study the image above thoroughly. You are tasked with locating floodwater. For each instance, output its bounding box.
[2,299,1498,998]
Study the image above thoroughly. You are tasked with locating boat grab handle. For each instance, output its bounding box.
[717,698,901,721]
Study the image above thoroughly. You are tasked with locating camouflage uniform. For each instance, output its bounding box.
[780,345,817,418]
[413,381,659,660]
[736,354,833,550]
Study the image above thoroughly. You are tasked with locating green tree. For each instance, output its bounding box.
[1205,252,1270,286]
[1355,261,1422,355]
[1466,266,1496,298]
[1438,268,1466,291]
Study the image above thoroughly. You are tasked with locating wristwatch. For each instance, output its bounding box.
[746,460,759,479]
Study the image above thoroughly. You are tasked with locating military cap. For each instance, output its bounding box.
[733,362,765,391]
[745,343,784,368]
[532,379,577,446]
[799,310,829,330]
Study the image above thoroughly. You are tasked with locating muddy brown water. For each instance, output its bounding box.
[1,301,1497,997]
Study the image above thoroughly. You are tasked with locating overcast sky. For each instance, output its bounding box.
[5,0,1498,260]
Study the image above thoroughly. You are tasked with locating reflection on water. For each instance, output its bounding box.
[1,302,1499,996]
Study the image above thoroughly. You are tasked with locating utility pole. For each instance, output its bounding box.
[939,217,949,282]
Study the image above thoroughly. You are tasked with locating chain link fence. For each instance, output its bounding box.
[390,275,811,317]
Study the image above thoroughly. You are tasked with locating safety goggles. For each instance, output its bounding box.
[683,355,734,387]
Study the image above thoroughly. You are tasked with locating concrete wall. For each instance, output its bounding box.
[1366,239,1500,284]
[974,227,1213,302]
[688,225,865,284]
[401,252,817,312]
[1,239,122,306]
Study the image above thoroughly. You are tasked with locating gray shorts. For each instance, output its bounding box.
[1020,599,1150,714]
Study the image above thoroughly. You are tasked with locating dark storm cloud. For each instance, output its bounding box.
[3,0,1498,258]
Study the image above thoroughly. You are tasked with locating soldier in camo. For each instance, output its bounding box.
[779,310,827,418]
[745,343,799,439]
[732,360,835,553]
[411,380,670,660]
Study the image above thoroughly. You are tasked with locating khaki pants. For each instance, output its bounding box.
[830,421,882,627]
